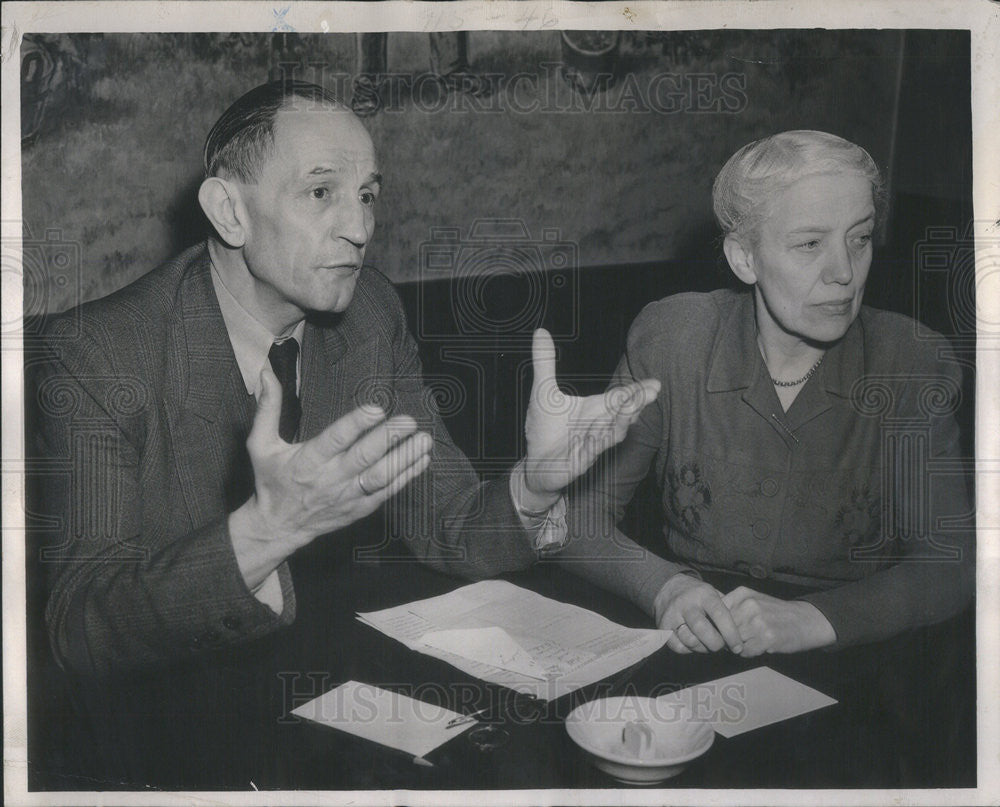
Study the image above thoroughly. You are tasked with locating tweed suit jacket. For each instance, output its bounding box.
[36,242,537,678]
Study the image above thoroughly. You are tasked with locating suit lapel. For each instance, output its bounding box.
[164,248,256,528]
[299,314,352,441]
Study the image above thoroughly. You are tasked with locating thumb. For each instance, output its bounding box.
[531,328,557,392]
[250,365,283,445]
[721,588,742,609]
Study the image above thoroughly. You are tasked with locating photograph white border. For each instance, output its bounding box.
[3,2,998,805]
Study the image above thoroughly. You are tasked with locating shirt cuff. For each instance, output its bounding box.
[509,463,568,553]
[252,568,285,615]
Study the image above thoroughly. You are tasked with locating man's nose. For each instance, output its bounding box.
[823,240,854,285]
[336,199,371,249]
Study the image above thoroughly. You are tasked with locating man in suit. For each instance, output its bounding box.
[35,79,659,682]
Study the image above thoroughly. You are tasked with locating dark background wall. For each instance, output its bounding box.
[23,30,963,304]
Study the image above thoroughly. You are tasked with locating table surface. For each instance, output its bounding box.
[38,535,976,792]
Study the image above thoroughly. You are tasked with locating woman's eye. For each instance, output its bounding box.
[797,239,821,251]
[359,190,377,207]
[853,233,873,248]
[311,187,329,200]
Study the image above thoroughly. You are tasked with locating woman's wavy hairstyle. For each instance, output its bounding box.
[712,130,887,244]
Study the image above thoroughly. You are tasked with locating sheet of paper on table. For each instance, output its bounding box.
[657,666,838,738]
[356,580,669,701]
[290,680,475,759]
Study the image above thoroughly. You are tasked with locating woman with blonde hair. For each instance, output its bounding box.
[560,130,973,658]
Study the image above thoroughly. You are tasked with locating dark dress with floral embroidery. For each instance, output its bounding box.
[559,289,973,647]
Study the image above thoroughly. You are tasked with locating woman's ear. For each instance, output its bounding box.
[198,177,247,248]
[723,233,757,286]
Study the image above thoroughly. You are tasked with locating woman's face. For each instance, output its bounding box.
[744,172,875,347]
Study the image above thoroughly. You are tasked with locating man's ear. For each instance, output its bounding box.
[198,177,247,248]
[723,234,757,286]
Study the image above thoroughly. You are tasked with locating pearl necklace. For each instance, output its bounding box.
[770,354,825,387]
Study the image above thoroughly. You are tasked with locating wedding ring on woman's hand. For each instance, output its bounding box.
[676,623,689,634]
[357,475,374,496]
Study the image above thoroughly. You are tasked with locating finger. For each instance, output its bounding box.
[357,431,433,493]
[605,379,661,420]
[298,404,386,472]
[530,328,557,392]
[363,452,432,510]
[685,613,725,652]
[727,599,759,640]
[248,366,283,449]
[676,621,710,653]
[340,415,419,476]
[722,586,752,610]
[704,598,744,654]
[665,634,693,655]
[738,639,766,658]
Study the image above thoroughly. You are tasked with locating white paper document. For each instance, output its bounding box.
[290,680,475,759]
[658,666,837,738]
[356,580,669,700]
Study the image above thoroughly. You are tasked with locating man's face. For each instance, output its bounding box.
[236,107,380,327]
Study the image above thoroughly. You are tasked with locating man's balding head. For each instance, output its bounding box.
[203,80,351,183]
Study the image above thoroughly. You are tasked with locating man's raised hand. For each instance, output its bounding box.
[522,328,660,501]
[229,366,432,589]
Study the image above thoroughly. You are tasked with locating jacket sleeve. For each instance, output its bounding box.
[374,282,540,579]
[35,317,295,679]
[800,344,975,646]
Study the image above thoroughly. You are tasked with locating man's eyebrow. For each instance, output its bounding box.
[304,169,383,187]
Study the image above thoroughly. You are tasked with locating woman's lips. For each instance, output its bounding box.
[813,298,854,315]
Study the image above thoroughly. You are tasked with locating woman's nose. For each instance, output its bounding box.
[824,241,854,285]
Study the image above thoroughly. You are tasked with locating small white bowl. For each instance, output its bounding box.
[565,695,714,785]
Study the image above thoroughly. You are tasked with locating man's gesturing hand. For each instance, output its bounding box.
[230,366,432,589]
[522,329,660,504]
[654,574,744,655]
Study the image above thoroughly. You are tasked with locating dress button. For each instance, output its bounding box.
[752,520,771,540]
[760,478,779,497]
[223,615,241,630]
[748,564,768,579]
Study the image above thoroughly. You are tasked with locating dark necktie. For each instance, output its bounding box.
[268,338,301,442]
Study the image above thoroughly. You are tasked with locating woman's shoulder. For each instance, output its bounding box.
[629,288,743,343]
[857,305,960,374]
[631,288,742,332]
[623,289,745,377]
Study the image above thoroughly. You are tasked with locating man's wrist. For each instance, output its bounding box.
[511,459,560,514]
[508,462,567,552]
[228,497,291,591]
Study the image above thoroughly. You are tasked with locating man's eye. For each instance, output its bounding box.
[311,187,329,200]
[852,233,873,248]
[359,190,377,207]
[797,239,821,251]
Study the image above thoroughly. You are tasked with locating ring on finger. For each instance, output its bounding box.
[357,475,374,496]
